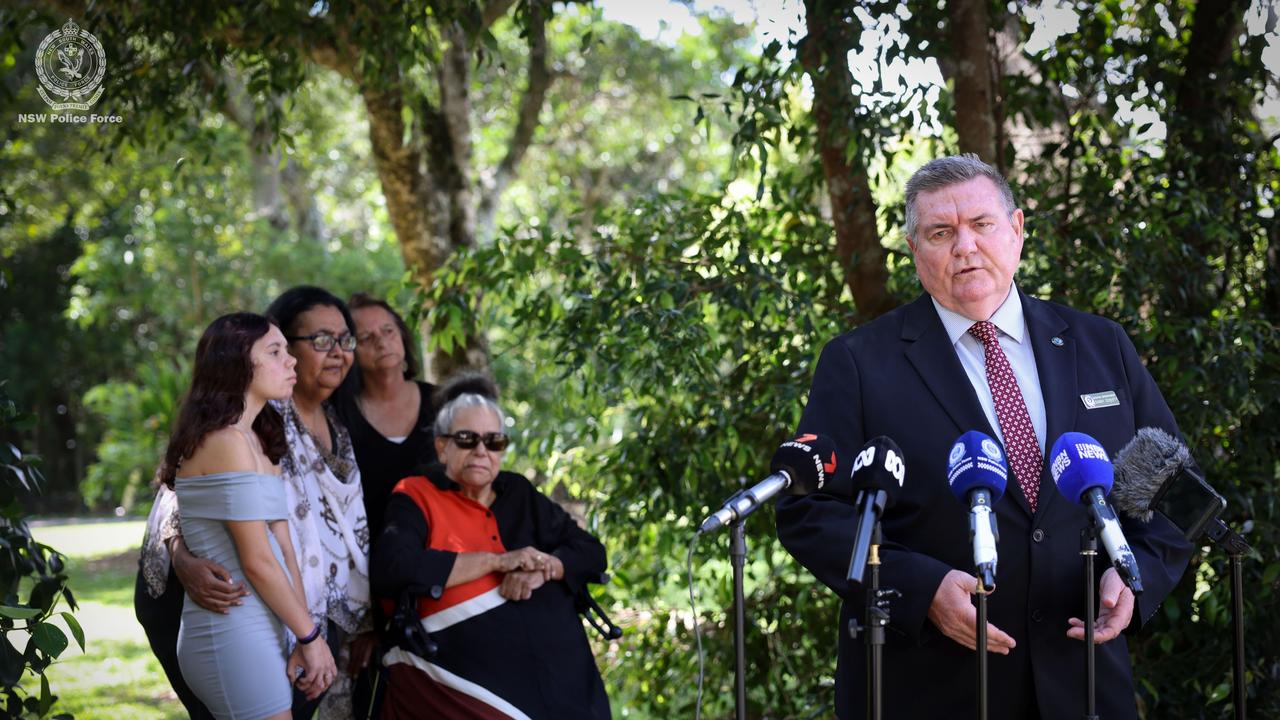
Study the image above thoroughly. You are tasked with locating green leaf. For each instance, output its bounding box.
[59,612,84,652]
[31,623,68,659]
[0,636,21,686]
[0,606,40,620]
[39,672,51,716]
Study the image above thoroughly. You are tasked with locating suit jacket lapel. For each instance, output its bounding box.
[901,293,998,457]
[1020,288,1075,518]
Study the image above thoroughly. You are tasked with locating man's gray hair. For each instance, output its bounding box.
[433,392,508,436]
[904,154,1018,243]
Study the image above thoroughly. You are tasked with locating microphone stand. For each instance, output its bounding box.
[1206,519,1253,720]
[702,484,777,720]
[974,579,992,720]
[848,521,897,720]
[729,514,748,720]
[1080,519,1100,720]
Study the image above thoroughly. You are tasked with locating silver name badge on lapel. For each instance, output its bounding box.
[1080,391,1120,410]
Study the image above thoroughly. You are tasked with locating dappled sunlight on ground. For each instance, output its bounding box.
[20,519,186,719]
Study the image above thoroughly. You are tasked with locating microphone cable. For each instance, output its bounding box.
[687,531,706,720]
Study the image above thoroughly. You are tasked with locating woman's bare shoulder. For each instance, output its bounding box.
[180,427,261,477]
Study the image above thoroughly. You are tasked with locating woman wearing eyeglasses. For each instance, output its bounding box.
[142,286,371,720]
[370,375,611,719]
[331,293,442,718]
[333,293,438,544]
[264,285,373,720]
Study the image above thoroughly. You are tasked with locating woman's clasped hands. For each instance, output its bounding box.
[497,546,564,601]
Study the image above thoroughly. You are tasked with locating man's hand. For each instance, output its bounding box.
[171,538,248,614]
[1067,567,1134,643]
[927,569,1016,654]
[499,570,547,601]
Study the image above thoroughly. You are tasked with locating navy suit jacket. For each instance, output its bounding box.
[776,289,1193,720]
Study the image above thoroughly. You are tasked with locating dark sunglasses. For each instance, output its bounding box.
[442,430,509,452]
[287,331,357,353]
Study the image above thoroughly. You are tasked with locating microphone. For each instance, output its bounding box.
[947,431,1008,591]
[1049,432,1144,595]
[698,433,838,534]
[846,436,906,586]
[1109,427,1226,543]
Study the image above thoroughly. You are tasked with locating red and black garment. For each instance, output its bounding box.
[371,465,611,720]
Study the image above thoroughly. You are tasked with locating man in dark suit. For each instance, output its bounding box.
[776,155,1193,719]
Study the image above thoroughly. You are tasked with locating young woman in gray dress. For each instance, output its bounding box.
[159,313,337,720]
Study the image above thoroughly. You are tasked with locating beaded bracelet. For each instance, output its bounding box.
[298,624,322,645]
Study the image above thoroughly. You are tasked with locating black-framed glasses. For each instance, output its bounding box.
[441,430,509,452]
[287,332,357,353]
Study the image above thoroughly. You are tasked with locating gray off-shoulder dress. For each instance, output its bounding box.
[175,471,293,720]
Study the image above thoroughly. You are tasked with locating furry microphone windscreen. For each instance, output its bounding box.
[1110,427,1191,522]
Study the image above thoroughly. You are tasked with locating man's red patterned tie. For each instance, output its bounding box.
[968,320,1043,512]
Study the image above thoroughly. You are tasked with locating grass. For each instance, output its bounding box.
[17,519,187,720]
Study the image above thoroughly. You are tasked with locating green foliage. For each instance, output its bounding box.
[425,3,1280,718]
[423,185,855,717]
[1007,3,1280,715]
[0,51,403,509]
[79,360,188,510]
[0,382,78,719]
[3,0,1279,717]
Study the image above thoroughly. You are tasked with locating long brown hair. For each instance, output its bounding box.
[159,313,288,486]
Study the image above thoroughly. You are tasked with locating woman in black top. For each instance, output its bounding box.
[335,293,438,541]
[371,386,610,719]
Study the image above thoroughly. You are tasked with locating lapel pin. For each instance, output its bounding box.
[1051,336,1064,347]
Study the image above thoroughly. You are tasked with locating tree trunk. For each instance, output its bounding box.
[181,2,553,382]
[800,0,894,324]
[947,0,1000,167]
[1167,0,1248,316]
[362,82,440,292]
[476,0,551,241]
[1172,0,1247,183]
[358,8,553,382]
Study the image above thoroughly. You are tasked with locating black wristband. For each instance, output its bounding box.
[298,624,322,645]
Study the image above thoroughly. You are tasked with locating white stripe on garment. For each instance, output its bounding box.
[421,586,507,633]
[382,646,531,720]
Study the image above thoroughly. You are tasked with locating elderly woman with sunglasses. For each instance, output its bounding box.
[370,376,611,719]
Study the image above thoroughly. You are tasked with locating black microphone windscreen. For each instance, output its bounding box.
[777,434,842,496]
[1110,427,1190,522]
[850,436,906,505]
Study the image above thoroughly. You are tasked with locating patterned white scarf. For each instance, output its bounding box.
[275,399,372,719]
[274,398,371,631]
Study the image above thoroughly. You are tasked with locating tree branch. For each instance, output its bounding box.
[1166,0,1248,315]
[363,78,438,287]
[481,0,518,29]
[476,0,552,239]
[432,25,477,249]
